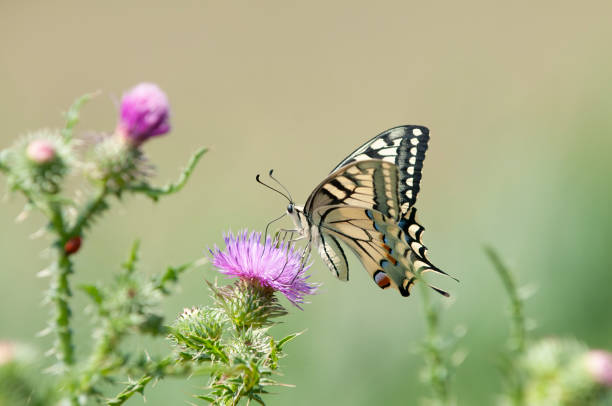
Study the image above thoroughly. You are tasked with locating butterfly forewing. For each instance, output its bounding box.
[304,160,401,220]
[331,125,430,213]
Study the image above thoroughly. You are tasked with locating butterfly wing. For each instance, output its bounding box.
[317,233,349,281]
[297,127,450,295]
[304,159,401,220]
[331,125,430,214]
[312,205,448,297]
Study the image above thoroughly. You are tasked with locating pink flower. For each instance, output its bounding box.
[0,341,15,365]
[210,231,317,308]
[585,350,612,387]
[117,83,170,145]
[26,139,56,164]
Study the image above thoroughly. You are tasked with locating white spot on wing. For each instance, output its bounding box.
[379,147,397,156]
[413,128,423,136]
[408,156,416,165]
[410,138,419,146]
[370,139,388,149]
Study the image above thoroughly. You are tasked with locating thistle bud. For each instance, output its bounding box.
[116,83,170,145]
[26,139,56,164]
[585,350,612,387]
[0,341,15,365]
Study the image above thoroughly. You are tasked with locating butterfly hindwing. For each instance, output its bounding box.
[318,232,349,281]
[331,125,430,213]
[305,160,401,220]
[398,207,455,281]
[313,205,435,296]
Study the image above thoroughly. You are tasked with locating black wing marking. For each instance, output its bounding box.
[317,232,349,281]
[304,160,401,220]
[398,207,455,280]
[313,205,449,297]
[330,125,430,213]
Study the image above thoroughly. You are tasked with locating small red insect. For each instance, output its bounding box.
[64,236,82,255]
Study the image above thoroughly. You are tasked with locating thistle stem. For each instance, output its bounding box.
[46,203,79,406]
[418,276,451,405]
[71,181,109,237]
[484,246,527,405]
[484,247,526,354]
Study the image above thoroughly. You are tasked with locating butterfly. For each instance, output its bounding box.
[259,125,453,297]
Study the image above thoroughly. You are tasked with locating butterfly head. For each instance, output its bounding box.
[286,203,309,238]
[256,170,307,235]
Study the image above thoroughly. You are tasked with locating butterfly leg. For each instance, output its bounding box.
[290,242,312,284]
[271,230,297,281]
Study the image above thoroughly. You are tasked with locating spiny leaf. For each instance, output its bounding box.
[62,91,100,141]
[276,331,304,351]
[78,284,104,306]
[121,240,140,274]
[126,147,207,201]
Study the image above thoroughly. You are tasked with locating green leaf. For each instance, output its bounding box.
[79,284,104,305]
[126,147,207,200]
[62,91,100,141]
[154,258,207,294]
[195,395,216,403]
[277,331,303,351]
[121,240,140,274]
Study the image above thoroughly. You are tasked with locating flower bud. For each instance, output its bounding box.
[26,139,56,164]
[117,83,170,145]
[0,341,15,365]
[64,236,82,255]
[585,350,612,387]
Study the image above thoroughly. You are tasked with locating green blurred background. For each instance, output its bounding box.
[1,1,612,404]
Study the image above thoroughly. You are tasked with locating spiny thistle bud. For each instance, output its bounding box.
[170,307,227,362]
[520,338,612,405]
[26,139,56,164]
[585,350,612,387]
[116,83,170,146]
[0,342,15,365]
[3,130,72,194]
[87,135,149,188]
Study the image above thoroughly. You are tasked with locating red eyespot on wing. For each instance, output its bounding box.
[373,271,391,289]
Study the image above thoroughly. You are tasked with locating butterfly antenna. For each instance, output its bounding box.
[256,173,291,203]
[268,169,294,203]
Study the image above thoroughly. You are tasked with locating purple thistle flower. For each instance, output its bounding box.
[210,230,317,308]
[117,83,170,145]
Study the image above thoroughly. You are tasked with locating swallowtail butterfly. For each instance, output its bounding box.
[262,125,453,297]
